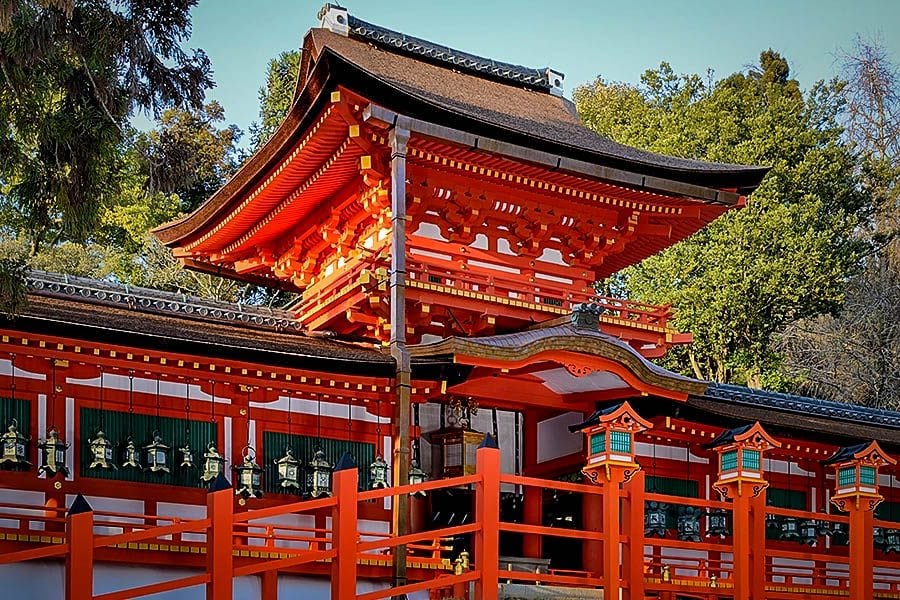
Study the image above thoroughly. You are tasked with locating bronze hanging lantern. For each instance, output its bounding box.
[0,418,30,469]
[144,431,171,474]
[369,454,389,489]
[275,446,302,490]
[705,508,730,539]
[408,459,427,497]
[88,430,116,470]
[201,441,226,483]
[38,427,69,477]
[121,436,141,469]
[234,446,263,499]
[645,501,669,537]
[677,506,702,542]
[307,447,333,498]
[178,442,194,469]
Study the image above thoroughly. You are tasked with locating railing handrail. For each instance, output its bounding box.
[643,491,731,509]
[358,473,481,501]
[500,473,603,495]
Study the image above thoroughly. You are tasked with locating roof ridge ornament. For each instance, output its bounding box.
[571,302,602,330]
[319,3,349,37]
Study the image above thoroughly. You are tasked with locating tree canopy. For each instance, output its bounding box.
[575,51,870,389]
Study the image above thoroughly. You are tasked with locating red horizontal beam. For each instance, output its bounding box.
[0,542,68,565]
[502,570,604,587]
[232,495,337,523]
[93,573,209,600]
[358,522,480,554]
[500,474,603,496]
[94,518,210,549]
[233,548,335,577]
[358,473,481,501]
[499,522,603,541]
[357,570,481,600]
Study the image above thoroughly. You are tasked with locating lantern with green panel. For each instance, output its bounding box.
[710,422,780,499]
[568,401,652,485]
[825,441,896,512]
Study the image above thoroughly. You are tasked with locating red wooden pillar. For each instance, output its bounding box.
[65,495,93,600]
[748,492,767,599]
[522,485,542,559]
[260,570,277,600]
[847,506,875,600]
[600,471,625,600]
[207,474,234,600]
[582,489,603,576]
[475,438,501,600]
[729,491,752,600]
[622,469,646,600]
[331,453,359,600]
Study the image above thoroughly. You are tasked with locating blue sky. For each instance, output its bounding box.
[165,0,900,143]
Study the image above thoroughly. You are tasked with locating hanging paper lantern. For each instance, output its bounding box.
[200,441,226,483]
[644,501,669,537]
[144,431,171,474]
[275,446,302,490]
[705,508,730,539]
[234,447,263,499]
[369,454,389,489]
[307,447,333,498]
[408,459,427,497]
[38,427,69,477]
[178,441,194,469]
[88,430,116,470]
[0,419,30,469]
[677,506,702,542]
[120,436,141,469]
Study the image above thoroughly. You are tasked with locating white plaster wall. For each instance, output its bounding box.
[536,411,583,463]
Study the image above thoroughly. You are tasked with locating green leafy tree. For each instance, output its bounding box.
[250,50,300,148]
[0,0,212,254]
[575,51,868,388]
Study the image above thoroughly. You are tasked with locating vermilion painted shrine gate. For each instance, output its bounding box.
[1,5,899,600]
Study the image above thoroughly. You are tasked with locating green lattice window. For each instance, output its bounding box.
[742,449,760,470]
[838,466,856,487]
[262,431,375,494]
[609,430,631,454]
[860,466,877,486]
[720,450,738,472]
[590,432,606,454]
[80,407,216,488]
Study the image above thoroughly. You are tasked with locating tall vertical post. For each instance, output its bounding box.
[522,411,542,559]
[207,474,234,600]
[710,422,781,600]
[475,437,501,600]
[600,472,624,599]
[825,441,895,600]
[568,399,652,600]
[65,494,93,600]
[331,453,359,600]
[622,469,646,600]
[260,570,277,600]
[388,124,412,590]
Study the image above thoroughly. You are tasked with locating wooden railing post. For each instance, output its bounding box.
[475,436,501,600]
[622,469,646,600]
[65,494,93,600]
[847,506,875,600]
[207,473,234,600]
[331,452,359,600]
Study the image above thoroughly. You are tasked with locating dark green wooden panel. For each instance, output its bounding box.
[646,475,699,498]
[80,407,216,488]
[876,501,900,523]
[262,431,375,494]
[0,397,31,436]
[767,487,807,509]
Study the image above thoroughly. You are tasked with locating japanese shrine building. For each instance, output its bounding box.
[1,5,898,600]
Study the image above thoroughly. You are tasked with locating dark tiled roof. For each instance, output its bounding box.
[309,28,770,192]
[9,271,392,375]
[707,424,753,448]
[28,271,301,332]
[347,15,555,91]
[704,383,900,430]
[823,443,870,465]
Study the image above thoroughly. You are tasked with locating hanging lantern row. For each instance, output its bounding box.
[644,502,732,539]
